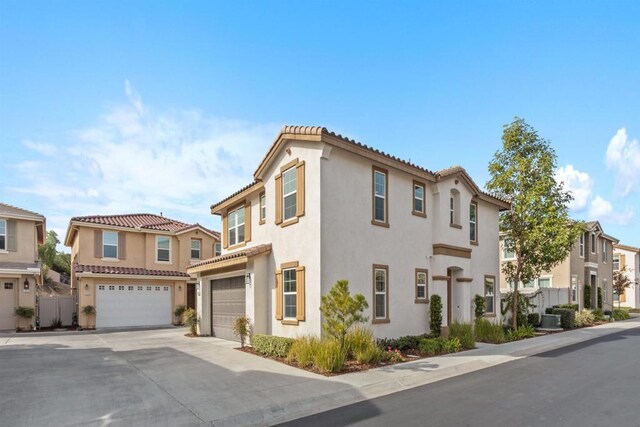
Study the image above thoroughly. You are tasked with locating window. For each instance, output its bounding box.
[102,231,118,259]
[523,279,535,288]
[0,219,6,251]
[469,202,478,243]
[282,167,297,221]
[613,254,620,270]
[415,269,428,302]
[4,282,13,290]
[372,167,388,225]
[603,279,608,303]
[538,277,551,288]
[602,240,607,263]
[449,189,460,226]
[156,236,170,262]
[128,286,134,291]
[259,193,266,223]
[450,196,454,224]
[373,265,389,322]
[146,286,152,291]
[190,239,201,259]
[283,268,297,319]
[137,286,143,291]
[579,234,585,257]
[591,234,596,253]
[155,286,160,291]
[412,182,426,216]
[227,206,245,247]
[214,242,222,257]
[484,276,496,315]
[502,238,515,260]
[571,275,578,302]
[118,286,124,291]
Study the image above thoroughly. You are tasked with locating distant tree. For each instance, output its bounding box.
[487,118,584,329]
[38,230,71,277]
[320,280,368,352]
[613,267,635,308]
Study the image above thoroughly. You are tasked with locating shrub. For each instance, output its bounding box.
[442,337,462,353]
[174,305,187,324]
[527,313,540,327]
[474,319,505,344]
[603,309,612,316]
[81,305,96,316]
[584,285,592,309]
[554,304,579,311]
[430,294,443,337]
[418,337,446,356]
[320,280,368,352]
[50,318,63,328]
[383,349,405,363]
[449,322,475,350]
[287,336,320,368]
[551,308,575,329]
[593,308,604,322]
[597,287,603,310]
[313,339,346,374]
[15,306,35,319]
[545,307,554,315]
[182,308,199,335]
[377,334,428,351]
[233,316,252,348]
[474,294,485,319]
[574,309,595,327]
[612,309,631,321]
[501,291,535,328]
[252,334,295,358]
[506,324,535,341]
[345,327,382,364]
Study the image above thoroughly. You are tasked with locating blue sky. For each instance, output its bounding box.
[1,1,638,247]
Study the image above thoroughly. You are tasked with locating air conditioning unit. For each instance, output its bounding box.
[540,314,561,329]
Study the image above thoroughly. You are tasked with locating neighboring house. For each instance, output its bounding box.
[64,214,219,328]
[0,203,45,330]
[187,126,509,341]
[613,244,640,309]
[499,221,618,311]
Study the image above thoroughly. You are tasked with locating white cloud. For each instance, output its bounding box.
[8,80,279,235]
[605,128,640,197]
[588,195,634,226]
[555,164,593,211]
[21,139,56,156]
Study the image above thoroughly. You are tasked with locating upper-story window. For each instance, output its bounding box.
[259,193,266,224]
[601,239,607,263]
[372,167,388,226]
[228,206,245,247]
[613,254,620,270]
[469,202,478,243]
[412,182,426,217]
[579,233,585,257]
[502,238,515,260]
[275,158,305,227]
[190,239,201,260]
[103,231,118,259]
[214,242,222,257]
[0,219,6,251]
[282,167,297,222]
[156,236,171,262]
[590,233,596,253]
[449,189,460,227]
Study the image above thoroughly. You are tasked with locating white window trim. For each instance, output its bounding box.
[537,275,553,288]
[228,206,245,247]
[156,235,172,263]
[260,193,266,222]
[413,184,425,214]
[0,218,6,251]
[374,268,387,320]
[282,167,297,222]
[484,276,496,315]
[190,239,201,260]
[502,239,516,261]
[571,275,579,302]
[102,230,118,260]
[450,196,455,224]
[214,242,222,257]
[613,254,620,271]
[579,234,585,258]
[469,202,478,243]
[591,233,596,254]
[373,170,387,223]
[416,271,427,300]
[602,240,607,263]
[283,268,297,320]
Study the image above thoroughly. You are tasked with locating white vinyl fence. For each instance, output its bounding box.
[501,287,570,325]
[39,295,75,327]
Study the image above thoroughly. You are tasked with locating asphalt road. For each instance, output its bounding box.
[281,325,640,427]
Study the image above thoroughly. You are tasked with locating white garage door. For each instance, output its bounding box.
[96,284,172,328]
[0,280,17,330]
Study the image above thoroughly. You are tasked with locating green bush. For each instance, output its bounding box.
[377,334,428,351]
[345,327,382,364]
[313,339,346,374]
[252,334,295,358]
[554,304,579,311]
[506,324,535,341]
[174,305,187,318]
[612,309,631,321]
[320,280,368,352]
[442,337,462,353]
[593,308,604,322]
[449,322,475,350]
[430,294,443,337]
[14,306,35,319]
[527,313,540,327]
[574,309,595,327]
[233,316,252,347]
[474,294,485,319]
[474,319,506,344]
[597,287,603,310]
[551,308,575,329]
[584,285,592,309]
[182,308,199,335]
[287,335,320,368]
[418,337,446,356]
[544,307,553,315]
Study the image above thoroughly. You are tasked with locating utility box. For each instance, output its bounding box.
[541,314,562,329]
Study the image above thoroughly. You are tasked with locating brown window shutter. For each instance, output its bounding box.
[94,230,102,258]
[620,254,626,269]
[118,233,126,260]
[6,220,17,252]
[275,270,283,320]
[222,214,228,249]
[244,202,251,242]
[275,174,282,224]
[296,161,305,217]
[296,266,305,321]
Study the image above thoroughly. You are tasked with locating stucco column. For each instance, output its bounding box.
[196,276,211,336]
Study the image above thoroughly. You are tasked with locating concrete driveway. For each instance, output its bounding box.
[0,328,364,426]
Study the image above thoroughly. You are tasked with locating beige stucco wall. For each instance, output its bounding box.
[613,246,640,308]
[0,274,37,330]
[0,218,39,263]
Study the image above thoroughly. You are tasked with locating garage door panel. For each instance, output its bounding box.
[96,285,171,328]
[211,277,246,341]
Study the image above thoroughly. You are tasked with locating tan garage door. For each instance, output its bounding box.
[0,280,17,330]
[211,276,246,341]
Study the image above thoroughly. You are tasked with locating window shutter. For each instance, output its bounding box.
[275,174,282,224]
[118,233,126,260]
[275,270,283,320]
[244,202,251,242]
[296,266,305,321]
[7,220,17,252]
[94,230,102,258]
[620,254,626,269]
[222,214,228,249]
[296,161,305,217]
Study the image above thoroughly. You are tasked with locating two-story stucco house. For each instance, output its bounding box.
[187,126,509,341]
[499,221,618,311]
[0,203,45,330]
[613,243,640,309]
[64,214,219,328]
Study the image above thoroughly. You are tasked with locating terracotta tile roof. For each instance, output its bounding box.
[187,243,272,271]
[0,202,45,220]
[70,213,217,236]
[74,264,189,278]
[210,182,261,210]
